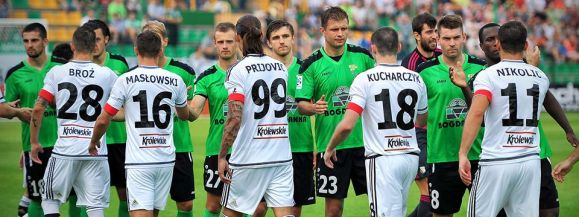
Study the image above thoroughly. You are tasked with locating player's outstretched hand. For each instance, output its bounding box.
[17,108,32,123]
[323,149,338,169]
[30,143,43,164]
[552,159,574,182]
[449,62,467,88]
[315,95,328,114]
[458,155,471,186]
[525,41,541,67]
[88,141,100,156]
[566,132,579,147]
[7,99,21,108]
[218,157,232,184]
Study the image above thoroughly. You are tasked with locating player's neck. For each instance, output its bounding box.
[157,55,168,67]
[273,52,294,68]
[72,53,92,62]
[442,53,464,69]
[375,55,397,65]
[485,56,499,67]
[417,45,434,58]
[324,43,345,57]
[138,57,159,67]
[93,52,106,65]
[218,57,236,71]
[499,51,524,62]
[27,53,47,70]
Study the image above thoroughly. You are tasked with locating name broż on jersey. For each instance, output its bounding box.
[125,73,179,86]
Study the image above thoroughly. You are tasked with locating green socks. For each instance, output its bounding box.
[119,201,129,217]
[178,210,193,217]
[28,200,43,217]
[202,209,219,217]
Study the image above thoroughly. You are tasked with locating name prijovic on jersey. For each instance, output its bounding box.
[473,60,549,165]
[225,54,292,169]
[38,60,118,159]
[104,66,188,168]
[347,64,427,157]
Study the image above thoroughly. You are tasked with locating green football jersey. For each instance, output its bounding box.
[194,64,228,156]
[103,52,130,145]
[4,56,66,151]
[295,44,375,152]
[287,57,314,153]
[417,54,485,163]
[164,57,196,153]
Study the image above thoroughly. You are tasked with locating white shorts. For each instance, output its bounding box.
[42,157,110,208]
[468,159,540,217]
[221,164,295,215]
[366,154,418,217]
[126,166,173,211]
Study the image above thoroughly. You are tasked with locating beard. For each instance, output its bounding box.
[27,49,42,58]
[420,38,437,53]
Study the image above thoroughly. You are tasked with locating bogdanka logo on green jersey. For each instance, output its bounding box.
[332,86,351,107]
[285,96,298,113]
[446,98,467,119]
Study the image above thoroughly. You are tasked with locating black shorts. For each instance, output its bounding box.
[24,148,53,201]
[540,158,559,209]
[316,147,367,199]
[415,128,429,179]
[428,161,479,215]
[203,154,231,196]
[292,152,316,206]
[170,152,195,202]
[107,143,126,187]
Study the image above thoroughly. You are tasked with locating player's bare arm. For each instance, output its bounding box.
[89,112,114,155]
[416,112,428,128]
[552,146,579,182]
[543,91,579,147]
[29,97,50,164]
[458,94,489,186]
[175,104,194,121]
[188,95,207,121]
[218,99,243,184]
[297,95,327,116]
[323,109,360,169]
[111,108,125,122]
[0,103,31,122]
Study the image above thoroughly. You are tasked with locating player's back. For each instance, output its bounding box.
[40,60,117,159]
[109,66,187,168]
[349,64,427,157]
[225,54,292,168]
[473,60,549,165]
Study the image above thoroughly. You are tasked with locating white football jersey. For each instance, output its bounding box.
[0,90,5,103]
[473,60,549,165]
[39,60,117,159]
[105,65,188,168]
[348,64,427,157]
[225,54,292,168]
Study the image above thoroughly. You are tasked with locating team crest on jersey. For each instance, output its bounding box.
[446,98,467,119]
[222,102,228,117]
[296,75,303,89]
[332,86,351,107]
[285,96,298,113]
[349,64,358,73]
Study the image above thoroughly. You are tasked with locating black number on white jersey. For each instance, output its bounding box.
[57,82,104,121]
[374,88,418,130]
[251,78,286,119]
[500,83,539,127]
[132,90,173,129]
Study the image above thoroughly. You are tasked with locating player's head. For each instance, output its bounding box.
[498,21,527,54]
[437,15,465,59]
[371,27,400,57]
[143,20,169,46]
[266,20,295,58]
[71,26,97,55]
[52,43,73,61]
[478,23,500,63]
[412,13,438,52]
[213,22,237,61]
[320,7,349,49]
[235,15,263,56]
[82,20,111,58]
[135,31,162,59]
[22,22,48,58]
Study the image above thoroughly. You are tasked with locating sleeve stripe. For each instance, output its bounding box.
[228,93,245,102]
[176,100,187,107]
[474,89,492,102]
[38,89,55,105]
[104,103,119,116]
[347,102,364,115]
[418,107,428,111]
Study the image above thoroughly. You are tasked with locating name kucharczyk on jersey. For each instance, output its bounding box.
[245,62,286,73]
[126,74,179,86]
[366,71,421,83]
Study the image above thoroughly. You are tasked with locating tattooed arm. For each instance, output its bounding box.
[29,97,50,164]
[218,100,243,184]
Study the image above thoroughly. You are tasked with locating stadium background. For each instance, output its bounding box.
[0,0,577,216]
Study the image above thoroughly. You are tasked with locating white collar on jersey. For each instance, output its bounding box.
[71,60,91,63]
[378,63,400,67]
[139,65,160,69]
[501,59,525,63]
[247,54,265,57]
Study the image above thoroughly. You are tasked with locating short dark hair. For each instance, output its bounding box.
[478,23,500,44]
[83,19,111,38]
[437,15,463,33]
[265,20,294,41]
[498,21,527,53]
[52,43,73,61]
[215,22,236,33]
[321,7,348,28]
[371,27,399,56]
[412,13,437,33]
[72,26,96,54]
[236,15,263,56]
[136,31,162,58]
[22,23,47,39]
